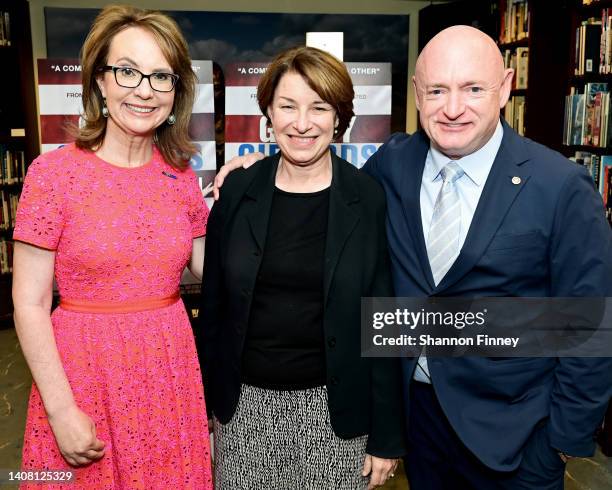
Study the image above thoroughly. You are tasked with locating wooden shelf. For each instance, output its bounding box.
[563,144,612,153]
[570,73,612,82]
[499,38,529,50]
[579,1,612,16]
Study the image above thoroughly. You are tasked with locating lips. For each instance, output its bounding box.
[438,122,470,129]
[287,135,317,145]
[125,103,156,114]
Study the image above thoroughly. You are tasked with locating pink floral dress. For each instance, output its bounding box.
[13,144,213,489]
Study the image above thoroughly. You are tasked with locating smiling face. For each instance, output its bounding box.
[96,26,175,141]
[268,71,337,168]
[413,26,513,160]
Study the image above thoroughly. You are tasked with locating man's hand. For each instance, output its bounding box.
[48,404,105,466]
[213,152,265,200]
[362,453,399,489]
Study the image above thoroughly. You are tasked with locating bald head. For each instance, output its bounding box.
[412,25,513,159]
[416,26,505,84]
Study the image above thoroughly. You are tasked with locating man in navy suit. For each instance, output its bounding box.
[215,25,611,489]
[361,26,612,489]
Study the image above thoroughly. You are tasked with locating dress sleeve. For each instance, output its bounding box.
[186,171,209,238]
[13,156,64,250]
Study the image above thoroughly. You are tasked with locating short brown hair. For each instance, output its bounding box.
[257,46,354,139]
[76,5,197,169]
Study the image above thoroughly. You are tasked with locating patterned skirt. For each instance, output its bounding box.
[213,384,368,490]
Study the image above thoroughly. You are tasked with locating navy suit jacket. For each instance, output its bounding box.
[362,119,612,471]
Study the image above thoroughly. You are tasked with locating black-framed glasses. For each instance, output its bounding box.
[102,66,179,92]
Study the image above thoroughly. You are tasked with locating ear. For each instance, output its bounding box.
[499,68,514,109]
[95,73,106,99]
[334,117,339,128]
[412,75,421,111]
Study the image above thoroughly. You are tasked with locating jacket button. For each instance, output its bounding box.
[242,288,251,296]
[330,376,339,386]
[327,337,336,348]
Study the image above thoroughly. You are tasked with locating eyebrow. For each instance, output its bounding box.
[425,80,485,86]
[113,57,172,73]
[277,95,329,105]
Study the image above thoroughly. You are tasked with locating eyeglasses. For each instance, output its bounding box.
[102,66,179,92]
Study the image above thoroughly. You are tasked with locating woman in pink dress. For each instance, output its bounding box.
[12,5,212,488]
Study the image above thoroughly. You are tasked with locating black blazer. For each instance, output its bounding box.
[199,151,406,457]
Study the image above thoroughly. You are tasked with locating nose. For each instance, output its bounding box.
[443,90,465,119]
[293,108,312,133]
[133,77,154,99]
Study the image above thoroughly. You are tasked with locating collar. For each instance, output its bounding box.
[425,120,504,186]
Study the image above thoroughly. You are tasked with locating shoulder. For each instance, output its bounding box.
[333,154,387,207]
[516,135,591,186]
[171,160,199,184]
[362,131,427,183]
[221,154,277,197]
[25,143,84,181]
[380,131,424,155]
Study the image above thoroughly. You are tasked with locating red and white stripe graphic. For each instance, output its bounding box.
[224,62,391,168]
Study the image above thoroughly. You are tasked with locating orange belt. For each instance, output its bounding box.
[59,292,181,314]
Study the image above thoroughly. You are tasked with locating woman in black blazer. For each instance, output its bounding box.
[200,46,405,489]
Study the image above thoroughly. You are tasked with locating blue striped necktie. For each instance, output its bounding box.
[427,161,465,286]
[415,161,464,383]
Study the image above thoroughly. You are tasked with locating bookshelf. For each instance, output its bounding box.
[499,1,529,136]
[497,0,572,153]
[562,0,612,227]
[563,1,612,457]
[0,0,39,328]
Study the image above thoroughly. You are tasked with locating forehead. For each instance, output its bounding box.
[274,71,321,99]
[107,26,170,68]
[417,43,501,86]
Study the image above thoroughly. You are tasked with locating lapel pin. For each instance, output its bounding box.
[511,176,521,185]
[162,171,177,180]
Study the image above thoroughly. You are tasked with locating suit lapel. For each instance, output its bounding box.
[244,153,280,253]
[400,132,435,290]
[436,123,531,291]
[324,153,360,304]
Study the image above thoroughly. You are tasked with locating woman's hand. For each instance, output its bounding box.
[48,404,105,466]
[362,454,399,489]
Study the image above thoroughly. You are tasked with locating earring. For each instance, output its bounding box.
[167,113,176,125]
[102,98,109,118]
[334,128,338,135]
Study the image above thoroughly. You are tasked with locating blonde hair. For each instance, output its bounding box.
[76,4,197,169]
[257,46,354,139]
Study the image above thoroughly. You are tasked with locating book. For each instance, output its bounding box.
[603,165,612,224]
[583,83,608,145]
[516,47,529,89]
[0,11,5,47]
[3,11,9,47]
[599,155,612,195]
[571,93,586,146]
[585,21,602,74]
